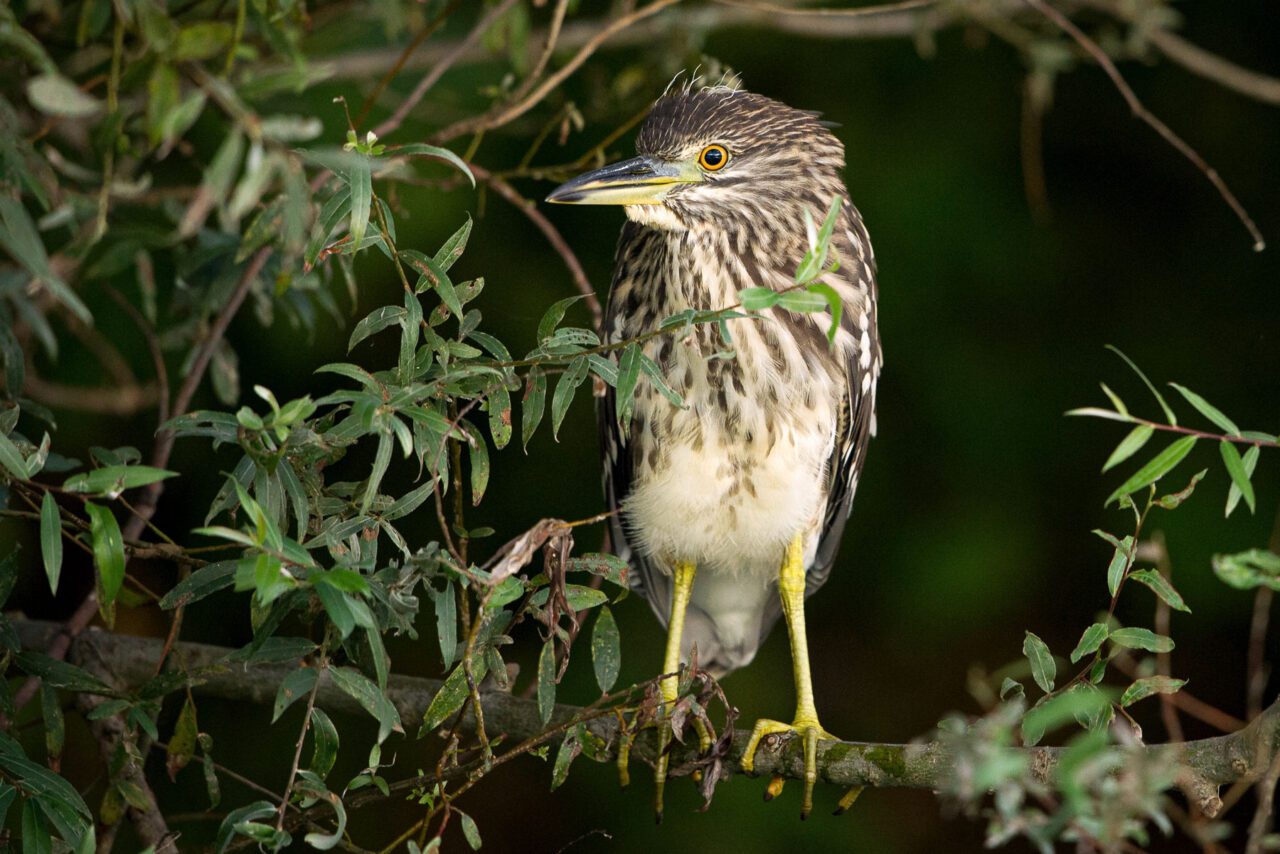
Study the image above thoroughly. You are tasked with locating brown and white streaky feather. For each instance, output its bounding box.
[598,87,881,676]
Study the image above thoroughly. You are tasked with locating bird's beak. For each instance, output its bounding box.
[545,155,700,205]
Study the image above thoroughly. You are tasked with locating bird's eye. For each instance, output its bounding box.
[698,144,729,171]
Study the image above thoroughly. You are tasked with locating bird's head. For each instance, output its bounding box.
[546,87,846,233]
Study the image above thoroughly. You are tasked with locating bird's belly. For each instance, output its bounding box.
[622,410,834,578]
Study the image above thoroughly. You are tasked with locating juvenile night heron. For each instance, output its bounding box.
[547,85,881,818]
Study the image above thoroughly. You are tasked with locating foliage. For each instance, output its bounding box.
[0,0,1276,851]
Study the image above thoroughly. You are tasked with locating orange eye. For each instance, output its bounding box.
[698,144,729,171]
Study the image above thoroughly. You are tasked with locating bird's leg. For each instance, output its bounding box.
[741,533,837,818]
[653,559,696,821]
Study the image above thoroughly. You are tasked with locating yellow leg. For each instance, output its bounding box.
[653,560,696,821]
[740,534,837,818]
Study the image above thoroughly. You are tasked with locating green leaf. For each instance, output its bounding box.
[488,385,513,450]
[537,638,556,726]
[432,217,473,271]
[431,584,458,668]
[40,492,62,596]
[739,287,780,311]
[348,153,372,253]
[550,729,581,791]
[360,431,393,515]
[1022,631,1055,693]
[565,553,629,587]
[1227,446,1261,518]
[1102,424,1154,473]
[308,707,339,780]
[460,812,482,850]
[14,652,113,695]
[40,685,63,770]
[521,369,547,451]
[614,344,642,428]
[776,290,828,312]
[1129,569,1191,613]
[1212,549,1280,591]
[551,356,589,440]
[421,655,489,734]
[1169,384,1240,435]
[315,584,355,639]
[63,465,177,495]
[166,695,199,781]
[537,296,586,343]
[806,281,843,344]
[1105,436,1197,506]
[26,73,102,118]
[22,799,52,854]
[273,666,318,722]
[1105,535,1134,598]
[1120,676,1186,707]
[638,354,684,409]
[0,196,91,323]
[394,143,475,187]
[174,21,233,61]
[85,502,125,621]
[1107,346,1176,426]
[1069,623,1109,663]
[215,801,276,853]
[348,306,406,351]
[591,606,621,694]
[329,666,402,744]
[464,423,489,506]
[1108,627,1174,653]
[1219,441,1256,515]
[1155,468,1207,509]
[0,430,31,479]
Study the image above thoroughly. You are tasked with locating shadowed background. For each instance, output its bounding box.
[10,2,1280,851]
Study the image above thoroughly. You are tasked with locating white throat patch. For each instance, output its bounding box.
[624,204,686,232]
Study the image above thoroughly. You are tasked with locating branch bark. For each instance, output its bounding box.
[15,618,1279,820]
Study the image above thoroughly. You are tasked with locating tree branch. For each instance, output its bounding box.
[15,618,1280,820]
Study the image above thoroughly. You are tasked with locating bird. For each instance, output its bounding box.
[546,82,881,819]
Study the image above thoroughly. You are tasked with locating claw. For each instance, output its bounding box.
[741,717,836,818]
[764,774,785,801]
[834,786,864,816]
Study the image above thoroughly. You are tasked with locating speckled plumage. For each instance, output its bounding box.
[599,87,882,676]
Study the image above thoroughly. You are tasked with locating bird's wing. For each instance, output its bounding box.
[804,202,879,597]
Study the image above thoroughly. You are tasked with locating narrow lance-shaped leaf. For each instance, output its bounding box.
[85,503,125,622]
[1106,535,1134,598]
[1022,631,1055,693]
[614,344,642,428]
[308,707,339,780]
[537,638,556,725]
[1170,383,1240,435]
[1069,623,1109,663]
[1105,436,1197,507]
[348,153,372,251]
[537,295,586,343]
[1120,676,1186,707]
[1109,627,1174,653]
[551,356,590,440]
[1102,424,1154,473]
[464,423,489,506]
[521,369,547,451]
[488,384,513,450]
[1107,345,1177,426]
[1219,440,1256,515]
[1128,568,1191,613]
[1227,446,1261,518]
[40,492,62,596]
[591,606,621,694]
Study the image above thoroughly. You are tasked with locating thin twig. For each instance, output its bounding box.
[470,163,601,335]
[431,0,685,144]
[1149,531,1184,743]
[276,659,325,832]
[711,0,934,16]
[354,0,462,131]
[1022,0,1265,251]
[372,0,522,140]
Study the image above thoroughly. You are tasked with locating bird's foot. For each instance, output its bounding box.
[616,694,714,822]
[740,717,837,819]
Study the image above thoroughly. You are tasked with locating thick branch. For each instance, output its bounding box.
[14,618,1279,814]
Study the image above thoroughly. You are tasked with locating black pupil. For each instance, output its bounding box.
[703,147,724,167]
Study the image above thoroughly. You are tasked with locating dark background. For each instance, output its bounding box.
[11,2,1280,851]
